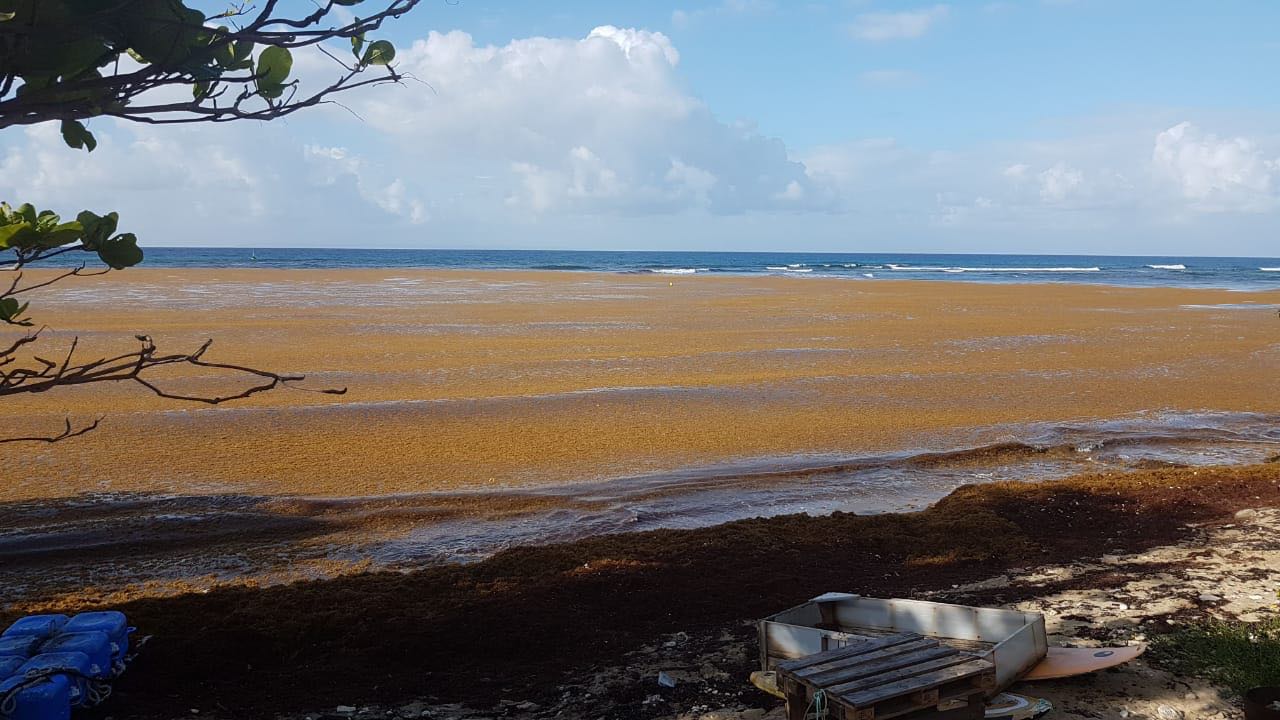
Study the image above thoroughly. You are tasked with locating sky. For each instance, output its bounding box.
[2,0,1279,256]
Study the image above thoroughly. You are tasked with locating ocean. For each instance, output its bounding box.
[63,248,1280,290]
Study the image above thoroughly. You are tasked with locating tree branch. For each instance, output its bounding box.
[0,417,102,445]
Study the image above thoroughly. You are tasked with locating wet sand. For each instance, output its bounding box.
[3,268,1279,502]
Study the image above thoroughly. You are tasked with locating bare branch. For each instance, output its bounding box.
[0,417,102,445]
[0,333,347,403]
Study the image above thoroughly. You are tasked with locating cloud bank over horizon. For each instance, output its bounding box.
[2,17,1278,256]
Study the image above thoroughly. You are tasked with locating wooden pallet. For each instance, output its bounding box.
[776,632,996,720]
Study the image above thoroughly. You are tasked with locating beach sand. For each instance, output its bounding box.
[2,268,1278,501]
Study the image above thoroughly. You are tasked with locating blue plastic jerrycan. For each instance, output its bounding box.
[0,617,68,642]
[0,636,41,661]
[16,651,94,708]
[36,634,111,680]
[0,669,75,720]
[0,655,26,679]
[61,613,130,666]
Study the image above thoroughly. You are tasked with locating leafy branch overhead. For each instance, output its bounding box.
[0,0,416,149]
[0,201,347,442]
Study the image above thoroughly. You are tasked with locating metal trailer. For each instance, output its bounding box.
[759,593,1048,693]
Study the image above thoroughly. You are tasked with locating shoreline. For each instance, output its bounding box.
[4,408,1277,606]
[8,459,1277,719]
[23,262,1280,287]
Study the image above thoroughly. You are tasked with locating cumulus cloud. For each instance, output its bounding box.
[1037,162,1084,203]
[848,5,949,41]
[347,26,818,215]
[1152,121,1279,212]
[3,22,1279,255]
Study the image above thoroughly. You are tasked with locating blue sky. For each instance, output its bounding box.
[416,1,1279,148]
[2,1,1279,255]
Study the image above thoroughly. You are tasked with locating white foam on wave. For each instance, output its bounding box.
[785,267,813,273]
[765,266,787,271]
[650,268,698,275]
[887,264,1100,273]
[963,267,1101,273]
[862,273,875,278]
[1148,264,1187,270]
[1261,267,1280,272]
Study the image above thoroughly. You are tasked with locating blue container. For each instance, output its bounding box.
[37,633,111,679]
[1,616,68,641]
[19,650,94,707]
[0,655,25,679]
[18,652,93,708]
[0,673,72,720]
[62,612,129,664]
[0,636,40,660]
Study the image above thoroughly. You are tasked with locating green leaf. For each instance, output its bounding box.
[38,221,85,248]
[351,34,365,60]
[361,40,394,66]
[0,11,16,21]
[98,233,144,269]
[60,119,97,152]
[0,297,30,325]
[0,221,34,249]
[193,80,210,99]
[232,40,254,64]
[77,210,118,249]
[257,45,292,87]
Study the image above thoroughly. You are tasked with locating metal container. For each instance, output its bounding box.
[759,593,1048,691]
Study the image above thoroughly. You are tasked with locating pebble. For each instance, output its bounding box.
[1235,508,1259,520]
[1198,593,1221,603]
[1157,705,1184,720]
[336,707,357,715]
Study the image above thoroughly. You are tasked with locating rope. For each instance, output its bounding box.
[0,666,114,714]
[804,689,829,720]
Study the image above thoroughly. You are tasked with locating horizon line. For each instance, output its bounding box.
[140,247,1280,260]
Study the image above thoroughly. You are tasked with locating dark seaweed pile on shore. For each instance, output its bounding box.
[13,462,1270,718]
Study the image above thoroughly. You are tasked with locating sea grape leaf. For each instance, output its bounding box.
[361,40,394,66]
[97,232,143,269]
[60,119,97,152]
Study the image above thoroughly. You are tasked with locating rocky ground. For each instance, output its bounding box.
[260,507,1278,720]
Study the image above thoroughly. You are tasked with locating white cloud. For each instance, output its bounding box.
[4,22,1280,256]
[1002,163,1030,180]
[1037,162,1084,203]
[347,26,818,216]
[848,5,949,41]
[1152,121,1279,212]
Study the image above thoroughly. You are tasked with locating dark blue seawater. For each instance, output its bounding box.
[50,248,1280,289]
